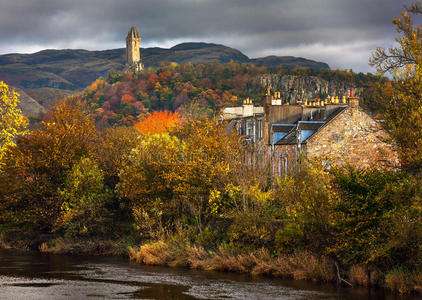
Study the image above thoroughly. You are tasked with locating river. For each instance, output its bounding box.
[0,249,418,299]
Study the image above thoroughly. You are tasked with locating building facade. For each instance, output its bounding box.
[221,90,399,178]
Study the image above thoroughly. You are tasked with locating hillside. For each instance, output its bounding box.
[13,86,46,118]
[72,62,382,128]
[251,56,329,69]
[0,43,329,112]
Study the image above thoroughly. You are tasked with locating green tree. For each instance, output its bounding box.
[330,168,422,269]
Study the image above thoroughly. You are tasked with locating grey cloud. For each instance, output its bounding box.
[0,0,412,72]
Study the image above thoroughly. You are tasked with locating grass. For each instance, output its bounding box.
[128,240,336,283]
[385,268,422,294]
[129,241,171,265]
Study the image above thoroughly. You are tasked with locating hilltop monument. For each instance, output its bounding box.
[125,25,143,72]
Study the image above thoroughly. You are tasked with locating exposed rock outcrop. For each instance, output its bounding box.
[260,75,356,103]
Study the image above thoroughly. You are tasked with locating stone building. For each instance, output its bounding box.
[221,98,264,145]
[221,90,399,177]
[125,25,143,72]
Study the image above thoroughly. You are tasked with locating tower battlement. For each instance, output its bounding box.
[125,25,143,72]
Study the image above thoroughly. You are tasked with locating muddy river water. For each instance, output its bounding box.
[0,249,418,299]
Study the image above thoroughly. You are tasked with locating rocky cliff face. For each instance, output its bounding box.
[260,75,356,103]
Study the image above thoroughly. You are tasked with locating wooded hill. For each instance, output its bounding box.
[0,42,329,112]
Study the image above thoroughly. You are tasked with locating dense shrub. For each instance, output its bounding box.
[275,222,303,254]
[330,168,422,269]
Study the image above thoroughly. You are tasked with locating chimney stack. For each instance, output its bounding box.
[348,88,359,108]
[349,97,359,108]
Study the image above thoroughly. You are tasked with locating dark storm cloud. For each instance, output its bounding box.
[0,0,412,72]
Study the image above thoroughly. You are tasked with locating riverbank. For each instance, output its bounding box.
[128,240,422,295]
[3,247,407,300]
[129,241,337,283]
[2,231,420,296]
[0,231,128,256]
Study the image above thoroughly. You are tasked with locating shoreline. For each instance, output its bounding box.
[1,232,420,296]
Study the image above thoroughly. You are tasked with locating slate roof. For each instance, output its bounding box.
[274,106,348,145]
[272,124,296,144]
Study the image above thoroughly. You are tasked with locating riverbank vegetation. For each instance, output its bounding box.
[0,2,422,296]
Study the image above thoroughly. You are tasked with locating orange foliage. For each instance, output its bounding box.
[135,110,181,135]
[158,71,172,84]
[121,94,136,105]
[147,73,159,88]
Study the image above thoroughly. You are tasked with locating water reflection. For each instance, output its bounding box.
[0,249,417,299]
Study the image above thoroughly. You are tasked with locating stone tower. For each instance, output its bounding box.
[125,25,143,72]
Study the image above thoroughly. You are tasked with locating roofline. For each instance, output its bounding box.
[304,106,349,144]
[273,106,350,146]
[298,121,325,124]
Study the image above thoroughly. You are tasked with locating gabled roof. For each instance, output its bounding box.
[274,106,348,145]
[275,129,297,145]
[272,124,296,144]
[275,123,323,145]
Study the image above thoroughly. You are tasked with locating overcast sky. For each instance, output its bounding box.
[0,0,414,73]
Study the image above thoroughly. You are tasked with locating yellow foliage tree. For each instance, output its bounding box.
[0,81,28,160]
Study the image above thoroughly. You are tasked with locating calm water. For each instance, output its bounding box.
[0,249,418,300]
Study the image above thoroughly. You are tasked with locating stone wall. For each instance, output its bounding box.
[305,107,399,169]
[271,144,299,176]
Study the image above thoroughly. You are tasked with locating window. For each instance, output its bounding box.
[278,155,288,177]
[237,121,244,135]
[257,119,263,140]
[246,120,252,136]
[273,132,288,144]
[300,130,315,142]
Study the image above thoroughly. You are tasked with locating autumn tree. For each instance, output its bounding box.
[370,2,422,73]
[135,110,181,135]
[0,98,96,230]
[93,126,140,187]
[118,120,243,236]
[370,1,422,174]
[56,157,113,237]
[171,120,243,229]
[176,100,213,121]
[0,81,28,160]
[121,94,136,105]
